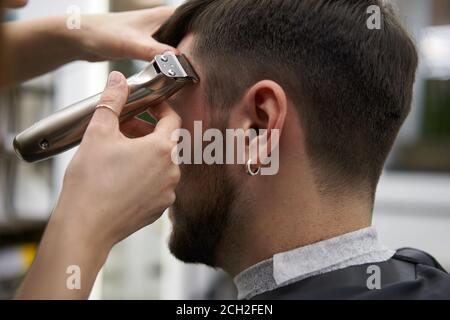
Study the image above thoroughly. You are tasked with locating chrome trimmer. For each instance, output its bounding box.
[13,53,199,163]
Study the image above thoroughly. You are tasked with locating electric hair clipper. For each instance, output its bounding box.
[13,53,199,163]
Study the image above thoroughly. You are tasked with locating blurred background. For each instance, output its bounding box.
[0,0,449,299]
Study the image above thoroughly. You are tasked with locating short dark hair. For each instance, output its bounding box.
[155,0,418,198]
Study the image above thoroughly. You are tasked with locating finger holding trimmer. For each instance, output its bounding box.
[13,52,198,163]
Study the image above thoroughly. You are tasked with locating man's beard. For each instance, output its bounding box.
[168,163,237,267]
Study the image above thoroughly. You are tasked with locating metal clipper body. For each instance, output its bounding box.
[13,53,198,163]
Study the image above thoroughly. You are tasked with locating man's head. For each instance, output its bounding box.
[155,0,418,268]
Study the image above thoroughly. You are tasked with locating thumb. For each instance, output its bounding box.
[90,71,129,129]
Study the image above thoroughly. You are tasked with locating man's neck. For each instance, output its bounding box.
[217,165,373,276]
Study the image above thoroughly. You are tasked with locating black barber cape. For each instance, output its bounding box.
[251,248,450,300]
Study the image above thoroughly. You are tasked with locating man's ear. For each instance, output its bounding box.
[230,80,287,171]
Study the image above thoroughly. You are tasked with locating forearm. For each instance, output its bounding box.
[14,67,179,299]
[15,205,110,300]
[2,16,83,87]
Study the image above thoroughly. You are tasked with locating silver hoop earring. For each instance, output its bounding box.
[246,159,261,176]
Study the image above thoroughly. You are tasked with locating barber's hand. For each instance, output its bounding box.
[76,6,177,62]
[55,71,181,249]
[3,0,28,8]
[15,71,180,300]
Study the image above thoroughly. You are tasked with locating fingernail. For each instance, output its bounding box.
[108,71,122,87]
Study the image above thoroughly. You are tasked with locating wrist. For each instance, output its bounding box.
[49,202,113,266]
[43,15,87,61]
[67,14,99,61]
[18,205,111,299]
